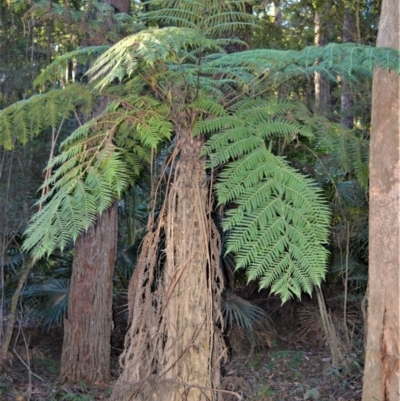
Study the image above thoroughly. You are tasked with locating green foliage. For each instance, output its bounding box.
[204,115,330,300]
[88,27,221,89]
[0,84,94,149]
[22,109,157,259]
[222,289,271,346]
[142,0,256,38]
[24,276,70,329]
[7,0,400,302]
[208,43,400,92]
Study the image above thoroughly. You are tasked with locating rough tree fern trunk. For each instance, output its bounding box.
[59,202,117,383]
[111,129,226,401]
[162,133,215,400]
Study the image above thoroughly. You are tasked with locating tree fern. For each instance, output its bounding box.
[8,8,400,301]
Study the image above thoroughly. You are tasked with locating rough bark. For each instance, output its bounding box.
[59,1,130,384]
[362,0,400,400]
[110,129,226,401]
[59,202,118,384]
[162,134,217,400]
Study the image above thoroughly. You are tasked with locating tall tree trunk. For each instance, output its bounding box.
[362,0,400,399]
[59,202,118,384]
[341,9,355,128]
[162,134,217,401]
[110,130,226,401]
[59,0,130,384]
[314,3,330,114]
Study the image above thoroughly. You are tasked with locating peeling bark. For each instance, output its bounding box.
[110,128,226,401]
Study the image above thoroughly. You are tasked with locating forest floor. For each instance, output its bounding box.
[0,302,364,401]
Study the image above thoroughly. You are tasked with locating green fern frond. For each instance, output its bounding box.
[0,84,94,149]
[216,147,330,302]
[203,98,316,166]
[22,149,131,260]
[88,27,220,88]
[311,117,370,189]
[141,0,256,38]
[202,98,331,302]
[188,93,227,116]
[22,85,172,260]
[208,44,400,92]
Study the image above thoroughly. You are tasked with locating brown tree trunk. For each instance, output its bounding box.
[59,202,118,384]
[362,0,400,399]
[110,128,226,401]
[59,1,130,384]
[160,134,217,401]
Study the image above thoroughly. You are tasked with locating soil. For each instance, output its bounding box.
[0,326,363,401]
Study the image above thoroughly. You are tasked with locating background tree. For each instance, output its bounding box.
[0,0,139,381]
[58,0,133,384]
[362,0,400,399]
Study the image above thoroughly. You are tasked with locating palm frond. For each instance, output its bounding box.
[221,288,272,347]
[23,278,70,330]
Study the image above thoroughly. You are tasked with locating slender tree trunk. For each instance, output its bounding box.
[314,4,330,114]
[362,1,400,399]
[341,9,355,128]
[0,260,33,366]
[111,129,226,401]
[59,202,118,384]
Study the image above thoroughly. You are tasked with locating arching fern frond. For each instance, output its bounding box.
[0,84,94,150]
[22,89,173,260]
[22,119,132,259]
[210,145,330,303]
[208,44,400,95]
[321,129,369,189]
[88,27,220,89]
[141,0,256,39]
[290,101,370,189]
[202,99,331,302]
